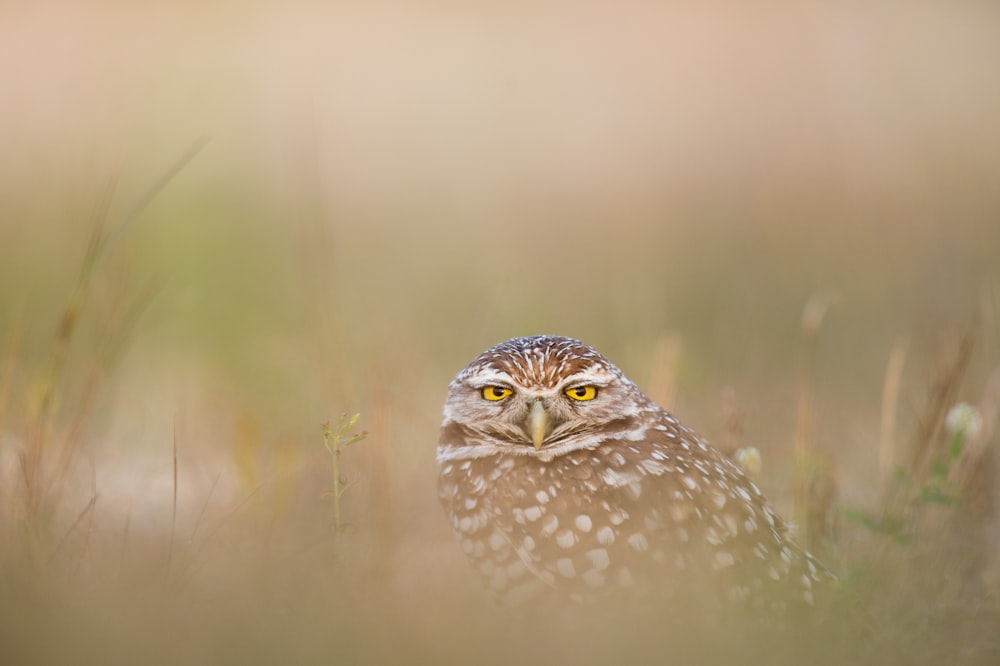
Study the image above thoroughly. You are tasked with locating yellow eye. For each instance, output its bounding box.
[482,386,513,401]
[565,385,598,401]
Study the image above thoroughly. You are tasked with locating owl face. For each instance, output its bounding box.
[438,336,653,463]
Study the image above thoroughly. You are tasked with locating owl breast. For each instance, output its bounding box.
[439,419,821,609]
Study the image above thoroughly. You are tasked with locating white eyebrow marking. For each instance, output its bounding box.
[466,369,516,387]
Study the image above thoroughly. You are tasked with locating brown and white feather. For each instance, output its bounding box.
[437,335,830,611]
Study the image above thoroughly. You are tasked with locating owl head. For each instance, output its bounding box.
[438,336,654,463]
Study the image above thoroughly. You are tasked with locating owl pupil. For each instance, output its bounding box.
[492,388,504,397]
[574,388,585,396]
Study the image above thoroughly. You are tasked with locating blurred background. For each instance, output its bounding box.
[1,1,999,664]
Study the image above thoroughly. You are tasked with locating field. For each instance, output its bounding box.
[2,2,1000,664]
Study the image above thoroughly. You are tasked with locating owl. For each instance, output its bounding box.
[437,335,830,613]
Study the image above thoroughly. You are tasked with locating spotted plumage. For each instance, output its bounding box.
[437,335,830,611]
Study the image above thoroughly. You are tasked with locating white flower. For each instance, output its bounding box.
[945,403,983,439]
[734,446,762,479]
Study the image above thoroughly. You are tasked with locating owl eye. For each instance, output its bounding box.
[482,386,513,401]
[565,385,598,401]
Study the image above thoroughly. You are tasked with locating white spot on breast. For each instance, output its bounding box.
[540,514,559,537]
[768,566,781,581]
[625,481,643,501]
[763,509,777,528]
[623,427,647,442]
[609,509,629,526]
[669,503,690,522]
[724,514,739,537]
[464,497,478,510]
[585,548,610,571]
[744,517,758,534]
[523,506,544,522]
[640,459,667,476]
[707,490,727,510]
[596,526,615,545]
[600,468,632,487]
[627,533,649,552]
[556,529,578,549]
[574,515,593,533]
[523,536,536,551]
[458,516,473,533]
[535,490,549,504]
[705,527,723,546]
[556,558,576,578]
[489,533,505,551]
[780,546,794,564]
[714,551,736,568]
[681,476,699,492]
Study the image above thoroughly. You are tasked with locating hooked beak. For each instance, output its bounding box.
[529,400,549,450]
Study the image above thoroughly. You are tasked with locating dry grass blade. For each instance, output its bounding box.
[793,292,839,550]
[49,494,99,564]
[167,416,179,572]
[879,339,908,477]
[908,326,977,484]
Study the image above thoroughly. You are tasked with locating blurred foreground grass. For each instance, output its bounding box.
[3,1,1000,664]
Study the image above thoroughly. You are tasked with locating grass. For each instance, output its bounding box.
[1,196,997,665]
[2,2,1000,663]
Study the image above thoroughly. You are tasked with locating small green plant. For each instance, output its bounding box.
[320,414,367,537]
[842,402,983,541]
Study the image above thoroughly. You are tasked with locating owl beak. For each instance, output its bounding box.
[529,400,550,450]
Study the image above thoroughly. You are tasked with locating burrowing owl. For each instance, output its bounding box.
[437,335,829,612]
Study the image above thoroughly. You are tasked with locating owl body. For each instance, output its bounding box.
[437,336,827,611]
